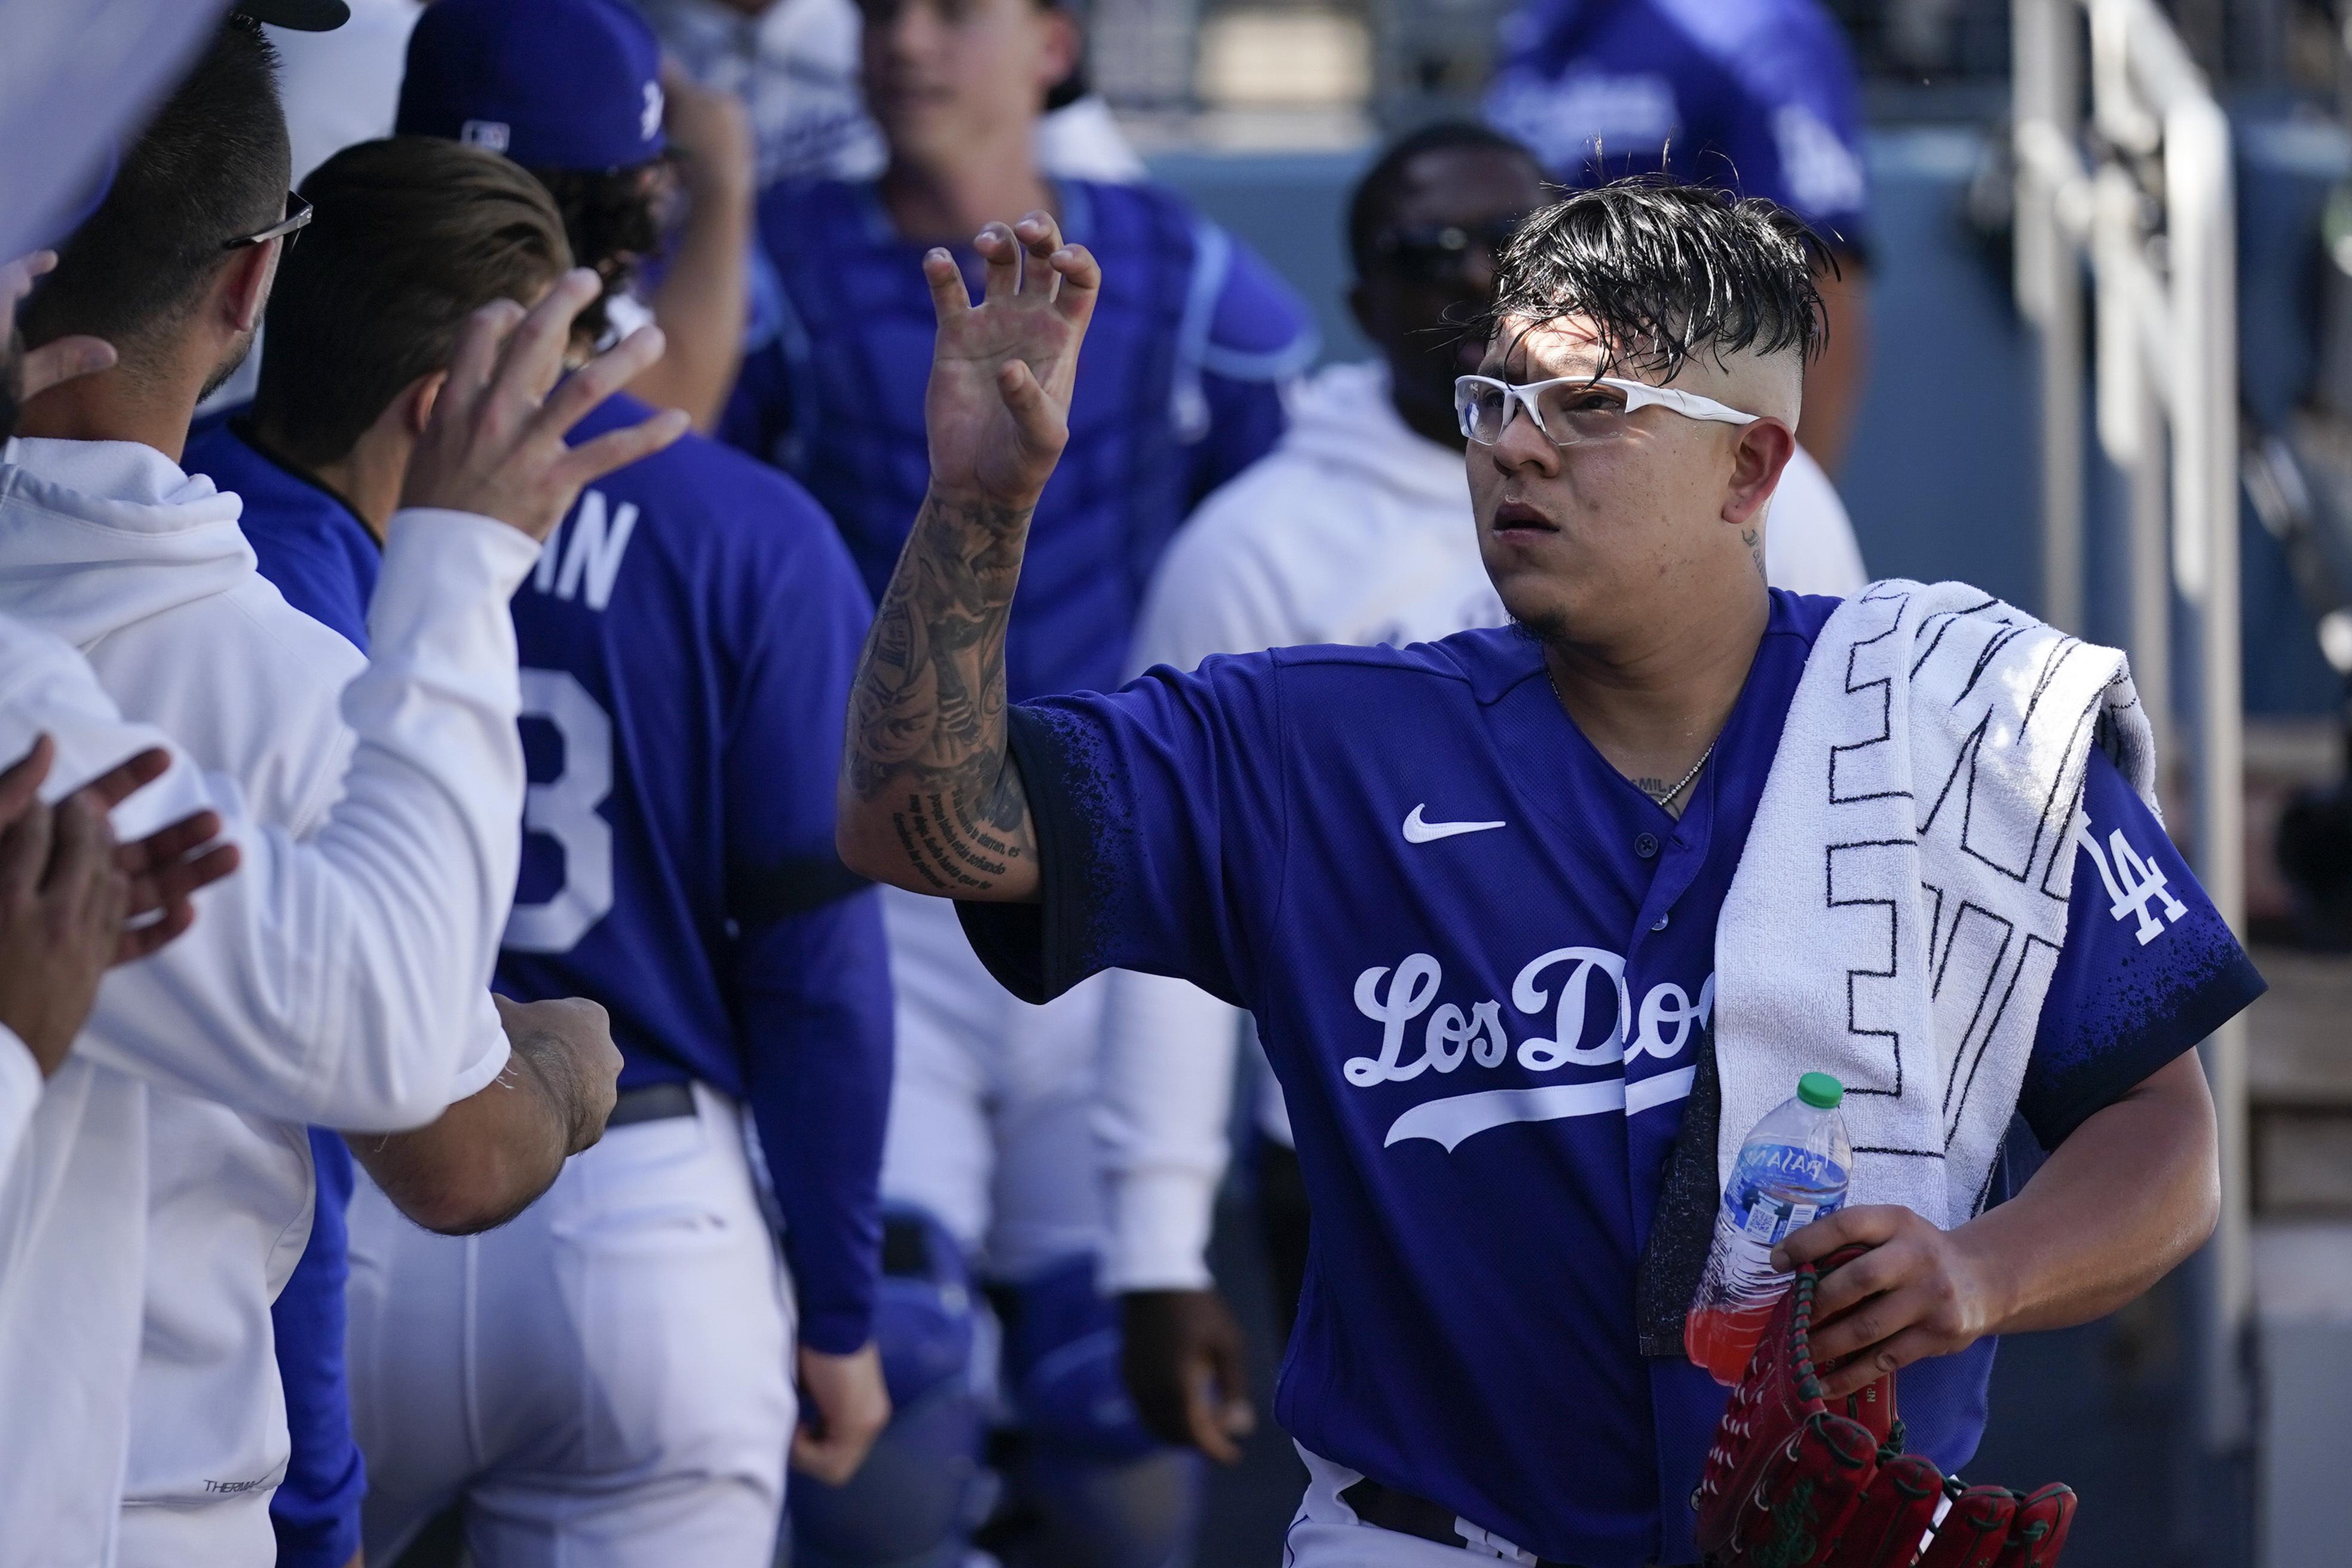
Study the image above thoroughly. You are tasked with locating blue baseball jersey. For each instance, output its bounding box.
[721,177,1318,701]
[1486,0,1872,255]
[959,593,2262,1566]
[492,393,895,1354]
[268,1128,365,1568]
[185,421,380,651]
[182,422,372,1567]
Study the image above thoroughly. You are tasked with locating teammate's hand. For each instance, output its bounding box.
[1120,1288,1257,1465]
[792,1340,892,1486]
[0,737,128,1076]
[661,60,754,207]
[64,744,240,963]
[2,251,116,405]
[399,269,691,541]
[494,994,622,1155]
[921,211,1100,513]
[1774,1204,2001,1398]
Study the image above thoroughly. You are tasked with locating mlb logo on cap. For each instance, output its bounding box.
[397,0,666,172]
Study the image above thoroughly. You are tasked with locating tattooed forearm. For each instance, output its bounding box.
[840,488,1041,899]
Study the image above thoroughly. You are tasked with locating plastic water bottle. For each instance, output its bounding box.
[1684,1072,1852,1385]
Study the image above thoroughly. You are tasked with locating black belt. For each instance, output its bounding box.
[607,1081,697,1128]
[1340,1479,1587,1568]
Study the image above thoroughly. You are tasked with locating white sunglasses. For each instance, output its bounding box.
[1453,374,1761,448]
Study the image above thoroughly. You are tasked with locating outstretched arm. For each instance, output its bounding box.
[835,212,1100,902]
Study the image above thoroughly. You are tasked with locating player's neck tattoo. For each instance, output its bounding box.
[845,488,1038,895]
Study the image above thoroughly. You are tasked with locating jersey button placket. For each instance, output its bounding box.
[1633,831,1661,859]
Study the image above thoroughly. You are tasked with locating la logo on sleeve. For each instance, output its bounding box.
[2072,808,2187,945]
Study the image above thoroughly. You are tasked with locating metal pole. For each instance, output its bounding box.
[2169,85,2250,1453]
[2063,0,2250,1457]
[2017,0,2087,632]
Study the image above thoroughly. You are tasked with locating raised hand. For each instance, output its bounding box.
[920,212,1101,511]
[399,268,692,541]
[2,252,115,408]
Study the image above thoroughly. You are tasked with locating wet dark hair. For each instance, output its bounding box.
[22,18,289,361]
[1346,120,1539,278]
[528,162,663,343]
[1486,176,1830,379]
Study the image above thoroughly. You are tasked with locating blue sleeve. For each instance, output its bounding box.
[957,652,1291,1007]
[1184,232,1315,507]
[724,513,895,1356]
[2019,749,2266,1148]
[268,1131,365,1568]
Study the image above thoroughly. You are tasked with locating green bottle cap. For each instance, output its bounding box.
[1797,1072,1843,1110]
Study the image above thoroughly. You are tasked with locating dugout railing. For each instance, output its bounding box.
[2013,0,2249,1457]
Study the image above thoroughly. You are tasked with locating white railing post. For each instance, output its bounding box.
[2014,0,2249,1456]
[2016,0,2087,632]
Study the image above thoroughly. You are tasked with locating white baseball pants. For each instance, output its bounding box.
[345,1082,795,1568]
[1284,1447,1555,1568]
[878,887,1110,1279]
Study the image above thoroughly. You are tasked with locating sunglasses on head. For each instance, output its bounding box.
[223,191,313,254]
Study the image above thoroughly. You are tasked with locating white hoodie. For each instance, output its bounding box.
[0,437,533,1568]
[1094,362,1869,1292]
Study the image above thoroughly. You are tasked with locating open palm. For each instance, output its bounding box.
[922,212,1101,510]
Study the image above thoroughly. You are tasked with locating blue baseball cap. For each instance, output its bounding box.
[396,0,666,173]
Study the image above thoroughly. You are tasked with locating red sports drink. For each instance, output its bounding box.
[1685,1296,1783,1385]
[1684,1073,1851,1384]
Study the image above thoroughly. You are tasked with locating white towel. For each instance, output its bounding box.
[1713,581,2157,1229]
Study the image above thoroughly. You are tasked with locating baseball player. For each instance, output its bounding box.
[1101,123,1873,1460]
[1,22,690,1560]
[213,121,895,1561]
[716,0,1314,1558]
[177,137,612,1568]
[1486,0,1875,470]
[835,185,2263,1567]
[0,251,235,1166]
[636,0,1146,188]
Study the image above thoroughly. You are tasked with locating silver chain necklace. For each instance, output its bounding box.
[1546,667,1716,807]
[1642,740,1716,807]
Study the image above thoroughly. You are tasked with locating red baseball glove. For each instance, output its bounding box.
[1692,1248,2076,1568]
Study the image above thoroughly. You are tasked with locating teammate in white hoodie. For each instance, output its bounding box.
[0,23,692,1566]
[1102,125,1872,1459]
[0,251,240,1184]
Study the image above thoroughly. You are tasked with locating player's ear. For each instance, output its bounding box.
[1722,417,1795,529]
[1035,7,1080,98]
[219,241,277,336]
[406,370,449,438]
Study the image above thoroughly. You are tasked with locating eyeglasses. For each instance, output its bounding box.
[1453,373,1762,448]
[222,191,312,253]
[1372,216,1527,281]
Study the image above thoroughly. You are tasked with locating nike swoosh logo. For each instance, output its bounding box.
[1401,804,1506,844]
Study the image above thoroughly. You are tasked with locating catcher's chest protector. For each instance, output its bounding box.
[1692,1251,2077,1568]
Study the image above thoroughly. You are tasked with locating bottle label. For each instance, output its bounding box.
[1719,1146,1848,1250]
